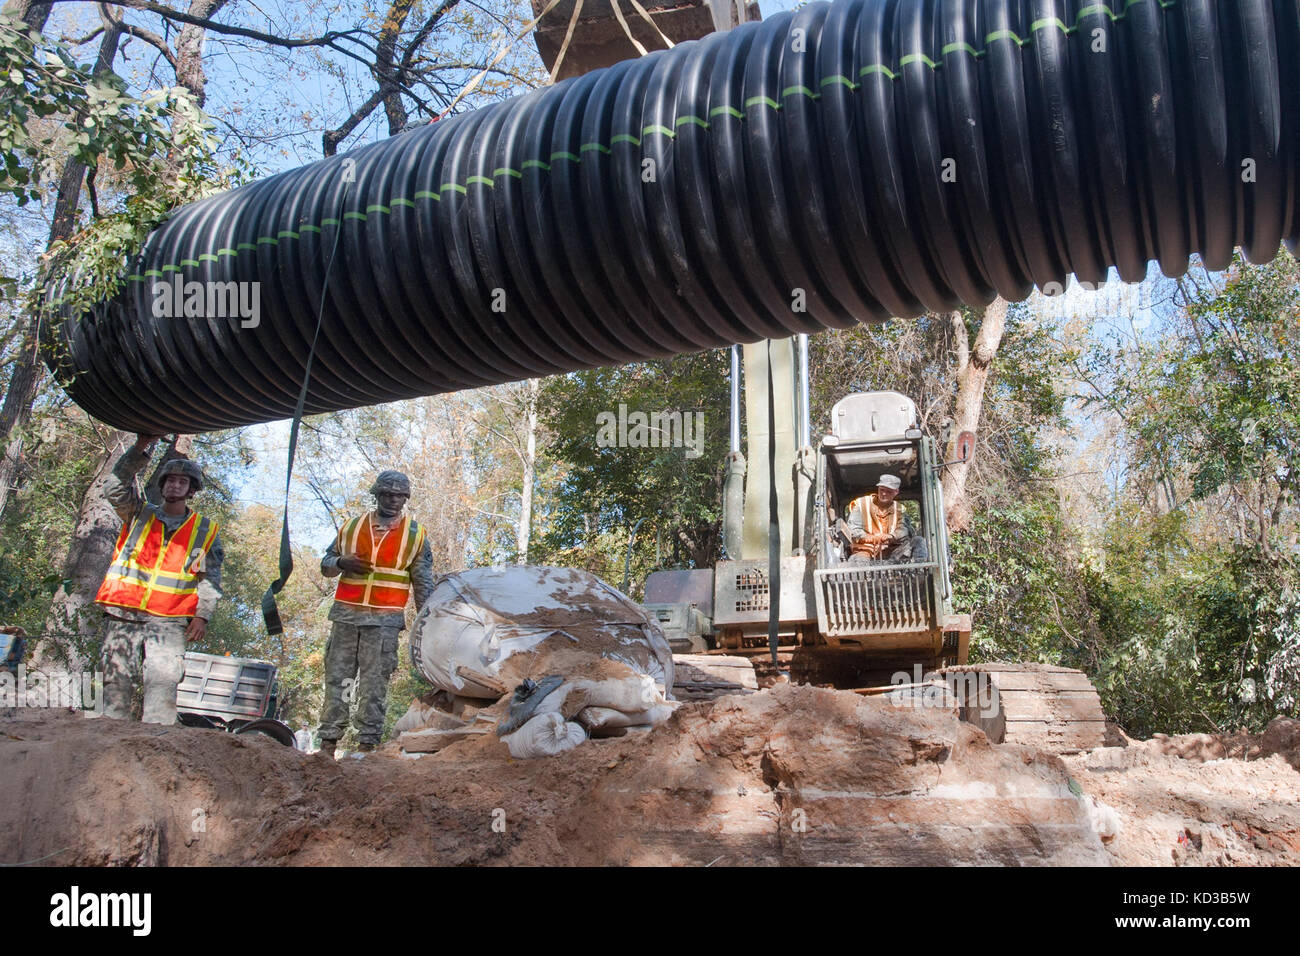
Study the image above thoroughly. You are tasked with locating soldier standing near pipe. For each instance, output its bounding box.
[317,470,434,757]
[97,434,224,724]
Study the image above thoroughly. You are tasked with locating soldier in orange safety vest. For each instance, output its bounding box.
[846,473,928,564]
[97,433,224,724]
[317,470,433,757]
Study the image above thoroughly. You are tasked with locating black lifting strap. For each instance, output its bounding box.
[261,181,350,635]
[766,339,780,666]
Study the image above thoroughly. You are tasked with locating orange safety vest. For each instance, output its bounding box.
[96,509,218,618]
[333,512,426,610]
[853,494,899,536]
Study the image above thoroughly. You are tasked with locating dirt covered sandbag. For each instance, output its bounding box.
[410,566,673,696]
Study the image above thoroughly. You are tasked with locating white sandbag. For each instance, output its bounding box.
[534,675,679,723]
[502,712,588,759]
[574,702,677,734]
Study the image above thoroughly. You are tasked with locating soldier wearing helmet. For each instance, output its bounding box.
[96,433,224,724]
[316,469,434,757]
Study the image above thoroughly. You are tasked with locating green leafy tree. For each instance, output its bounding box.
[535,350,730,596]
[1083,252,1300,734]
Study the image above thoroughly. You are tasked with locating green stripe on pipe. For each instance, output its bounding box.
[859,64,897,80]
[985,28,1028,46]
[899,53,939,69]
[1031,17,1072,35]
[942,41,983,58]
[819,74,858,90]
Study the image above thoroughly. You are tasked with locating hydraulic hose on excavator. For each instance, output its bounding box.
[41,0,1300,435]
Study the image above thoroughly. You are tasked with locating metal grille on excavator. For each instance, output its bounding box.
[733,568,769,613]
[815,564,936,637]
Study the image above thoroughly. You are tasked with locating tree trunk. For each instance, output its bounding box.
[39,1,219,661]
[0,12,125,516]
[34,431,131,670]
[515,378,538,563]
[1,0,51,29]
[941,298,1008,533]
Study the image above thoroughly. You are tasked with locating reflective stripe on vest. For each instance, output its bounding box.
[857,494,899,536]
[333,513,425,610]
[96,509,218,618]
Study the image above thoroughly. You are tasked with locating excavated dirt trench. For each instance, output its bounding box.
[2,686,1295,866]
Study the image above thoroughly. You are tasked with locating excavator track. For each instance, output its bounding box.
[938,663,1106,754]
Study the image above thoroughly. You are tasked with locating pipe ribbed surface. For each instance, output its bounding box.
[43,0,1300,433]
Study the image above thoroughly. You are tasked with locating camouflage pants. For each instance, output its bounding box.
[318,622,400,746]
[101,615,188,724]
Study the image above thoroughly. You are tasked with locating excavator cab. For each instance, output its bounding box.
[811,392,967,667]
[649,382,969,674]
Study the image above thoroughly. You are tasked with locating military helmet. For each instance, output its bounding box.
[158,458,204,492]
[369,470,411,496]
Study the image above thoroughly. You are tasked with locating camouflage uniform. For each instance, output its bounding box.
[101,615,189,724]
[318,473,434,747]
[99,446,224,724]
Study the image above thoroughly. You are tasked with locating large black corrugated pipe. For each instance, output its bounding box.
[43,0,1300,434]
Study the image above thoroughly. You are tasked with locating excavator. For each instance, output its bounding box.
[514,0,1107,755]
[644,337,1107,753]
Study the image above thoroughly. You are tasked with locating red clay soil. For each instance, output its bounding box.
[2,684,1110,866]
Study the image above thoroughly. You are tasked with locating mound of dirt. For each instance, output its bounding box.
[1062,725,1300,867]
[1,684,1108,866]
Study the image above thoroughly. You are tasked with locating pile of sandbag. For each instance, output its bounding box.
[401,566,679,757]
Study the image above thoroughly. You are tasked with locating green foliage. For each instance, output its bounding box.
[535,351,730,591]
[949,493,1094,668]
[1089,541,1299,736]
[1080,252,1300,735]
[0,15,251,330]
[37,89,248,325]
[0,410,105,633]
